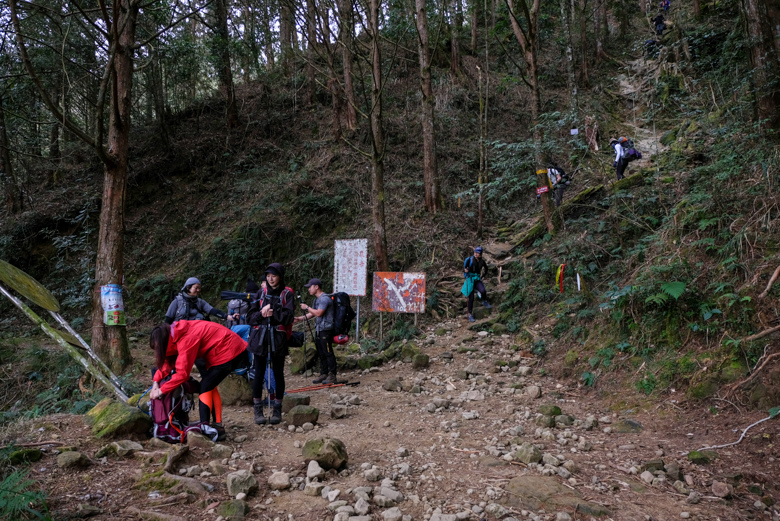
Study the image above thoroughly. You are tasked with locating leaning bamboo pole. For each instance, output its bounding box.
[0,282,129,402]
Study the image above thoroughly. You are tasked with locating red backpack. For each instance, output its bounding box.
[148,377,215,443]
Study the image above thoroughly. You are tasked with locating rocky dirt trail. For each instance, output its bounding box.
[3,316,779,521]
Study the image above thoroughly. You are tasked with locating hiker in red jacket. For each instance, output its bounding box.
[149,320,248,440]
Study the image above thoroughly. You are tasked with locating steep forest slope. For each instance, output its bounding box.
[1,0,779,438]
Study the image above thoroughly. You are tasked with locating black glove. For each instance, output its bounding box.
[613,161,618,167]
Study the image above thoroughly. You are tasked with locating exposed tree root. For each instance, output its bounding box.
[696,414,776,452]
[758,265,780,298]
[722,350,779,398]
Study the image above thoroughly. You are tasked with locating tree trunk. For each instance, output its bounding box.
[578,0,589,86]
[451,0,462,74]
[693,0,700,16]
[338,0,357,129]
[280,3,293,72]
[415,0,441,213]
[507,0,542,161]
[470,4,478,52]
[742,0,779,128]
[368,0,389,271]
[0,93,21,214]
[536,170,556,234]
[306,0,316,106]
[89,0,137,374]
[560,0,578,126]
[213,0,239,127]
[263,2,276,69]
[594,0,605,62]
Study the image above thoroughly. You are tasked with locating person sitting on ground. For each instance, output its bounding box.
[294,278,337,385]
[226,278,260,326]
[247,263,295,426]
[165,277,228,324]
[148,320,248,441]
[462,246,491,323]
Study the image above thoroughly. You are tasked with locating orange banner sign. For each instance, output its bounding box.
[372,272,426,313]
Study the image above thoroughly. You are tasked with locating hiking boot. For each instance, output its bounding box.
[253,403,267,425]
[482,301,492,309]
[212,422,227,441]
[323,373,337,385]
[269,400,282,425]
[468,314,476,322]
[312,373,328,384]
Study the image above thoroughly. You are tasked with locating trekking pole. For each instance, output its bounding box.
[296,292,308,377]
[287,381,360,393]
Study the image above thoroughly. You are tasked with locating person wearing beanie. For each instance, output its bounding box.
[246,263,295,426]
[294,278,337,385]
[462,247,491,322]
[164,277,228,324]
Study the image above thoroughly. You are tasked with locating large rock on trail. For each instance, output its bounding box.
[282,394,311,413]
[502,475,609,516]
[302,436,348,470]
[226,470,258,496]
[84,398,152,439]
[288,405,319,426]
[218,374,253,406]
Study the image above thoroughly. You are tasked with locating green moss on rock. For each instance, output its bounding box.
[84,398,152,439]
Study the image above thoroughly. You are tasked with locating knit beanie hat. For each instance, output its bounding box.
[182,277,200,291]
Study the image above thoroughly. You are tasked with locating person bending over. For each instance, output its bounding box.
[149,320,248,441]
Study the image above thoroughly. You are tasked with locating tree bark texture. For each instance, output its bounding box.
[451,0,462,74]
[368,0,389,271]
[338,0,357,129]
[742,0,780,128]
[280,2,294,71]
[263,2,276,69]
[0,93,21,214]
[213,0,239,127]
[506,0,542,163]
[88,0,136,373]
[578,0,589,86]
[306,0,316,105]
[415,0,441,213]
[560,0,578,125]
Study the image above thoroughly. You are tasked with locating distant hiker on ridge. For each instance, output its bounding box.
[462,246,491,322]
[652,13,666,36]
[294,278,337,385]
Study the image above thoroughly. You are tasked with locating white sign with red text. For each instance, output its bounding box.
[334,239,368,296]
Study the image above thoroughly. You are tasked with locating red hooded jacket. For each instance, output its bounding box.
[153,321,246,394]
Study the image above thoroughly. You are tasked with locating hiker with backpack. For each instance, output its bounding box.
[226,278,260,326]
[546,163,570,207]
[652,13,666,35]
[610,136,642,180]
[148,320,248,441]
[462,246,492,322]
[294,278,337,385]
[246,263,295,425]
[164,277,228,324]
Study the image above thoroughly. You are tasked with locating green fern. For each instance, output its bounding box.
[645,292,670,306]
[0,470,50,520]
[661,281,686,300]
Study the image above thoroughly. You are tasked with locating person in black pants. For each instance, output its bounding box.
[247,263,295,426]
[463,247,492,322]
[295,278,337,384]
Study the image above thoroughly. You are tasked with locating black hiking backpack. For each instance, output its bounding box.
[330,292,357,336]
